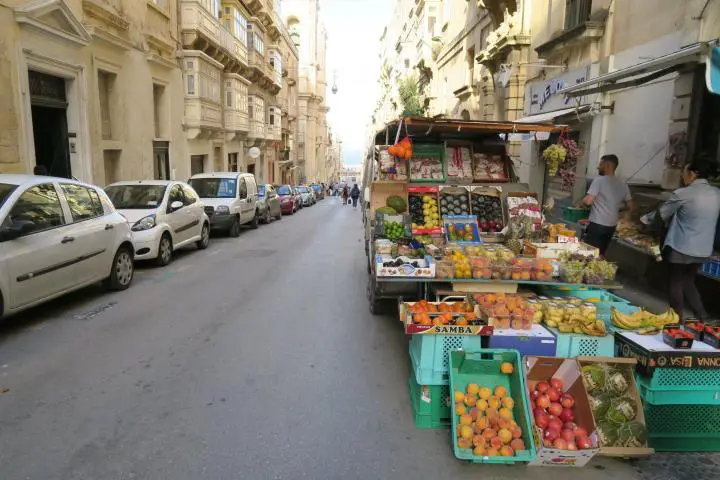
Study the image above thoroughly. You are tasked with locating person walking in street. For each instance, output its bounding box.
[658,159,720,322]
[350,183,360,209]
[341,185,349,205]
[580,154,633,256]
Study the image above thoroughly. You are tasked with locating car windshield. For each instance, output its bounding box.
[190,178,237,198]
[0,183,18,209]
[297,187,308,193]
[311,185,321,192]
[105,184,167,209]
[277,185,291,195]
[257,185,266,197]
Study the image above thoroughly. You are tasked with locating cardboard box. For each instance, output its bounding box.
[400,300,493,335]
[614,331,720,375]
[488,325,558,357]
[576,356,654,457]
[375,255,436,278]
[525,356,600,467]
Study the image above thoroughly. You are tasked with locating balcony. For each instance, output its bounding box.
[181,0,248,72]
[184,50,224,138]
[249,119,266,139]
[224,110,249,136]
[475,10,531,66]
[242,49,275,88]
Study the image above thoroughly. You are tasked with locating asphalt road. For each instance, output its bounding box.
[0,197,715,479]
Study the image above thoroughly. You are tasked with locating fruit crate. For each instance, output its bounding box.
[408,374,451,429]
[644,403,720,452]
[636,367,720,405]
[549,327,615,358]
[561,206,589,224]
[449,349,537,464]
[409,334,483,385]
[701,259,720,278]
[538,287,636,328]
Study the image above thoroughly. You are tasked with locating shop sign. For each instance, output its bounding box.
[527,65,593,115]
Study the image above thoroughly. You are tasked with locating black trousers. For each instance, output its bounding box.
[665,261,707,322]
[583,222,616,257]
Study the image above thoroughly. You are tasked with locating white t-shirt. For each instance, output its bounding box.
[587,175,631,227]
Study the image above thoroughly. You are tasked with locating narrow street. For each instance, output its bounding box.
[0,198,689,479]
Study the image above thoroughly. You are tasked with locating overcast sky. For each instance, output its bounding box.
[320,0,393,167]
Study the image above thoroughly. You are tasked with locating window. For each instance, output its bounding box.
[152,0,164,9]
[269,112,275,126]
[189,178,237,198]
[60,184,104,221]
[0,183,17,209]
[228,152,238,172]
[105,185,167,209]
[248,96,254,119]
[97,70,116,140]
[167,185,184,207]
[181,185,198,205]
[6,184,65,234]
[226,90,233,108]
[190,155,205,175]
[427,15,436,35]
[187,75,195,95]
[210,0,220,18]
[404,59,410,69]
[238,178,247,199]
[253,31,264,54]
[234,9,247,44]
[467,47,475,86]
[153,84,165,138]
[564,0,592,31]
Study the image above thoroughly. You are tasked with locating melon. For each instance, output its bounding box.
[386,195,407,213]
[376,206,398,215]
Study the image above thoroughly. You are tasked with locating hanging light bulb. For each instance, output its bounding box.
[331,70,338,94]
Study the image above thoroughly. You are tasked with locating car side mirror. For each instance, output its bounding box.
[169,200,183,212]
[0,220,36,241]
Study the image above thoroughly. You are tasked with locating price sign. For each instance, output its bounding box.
[557,235,579,244]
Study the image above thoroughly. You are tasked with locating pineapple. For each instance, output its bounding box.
[506,238,523,254]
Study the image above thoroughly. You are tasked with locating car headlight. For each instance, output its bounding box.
[215,205,230,214]
[131,215,156,232]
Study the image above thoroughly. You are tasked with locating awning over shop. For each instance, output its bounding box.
[514,105,590,123]
[707,46,720,95]
[558,41,716,98]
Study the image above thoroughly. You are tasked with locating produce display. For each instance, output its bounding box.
[406,299,482,327]
[610,307,679,330]
[474,293,534,329]
[582,363,649,449]
[387,136,413,159]
[385,195,408,214]
[410,155,444,181]
[543,300,606,336]
[529,377,594,451]
[547,223,576,241]
[584,260,618,285]
[472,153,507,182]
[446,146,473,180]
[663,325,695,349]
[504,216,537,254]
[377,147,408,181]
[440,190,470,216]
[507,195,541,224]
[409,193,440,230]
[557,254,618,285]
[703,325,720,348]
[449,249,472,279]
[446,223,479,243]
[453,367,527,457]
[383,220,406,241]
[542,144,567,176]
[616,219,662,259]
[471,193,504,233]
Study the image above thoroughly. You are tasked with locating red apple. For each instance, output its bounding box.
[576,435,593,450]
[536,381,550,394]
[543,428,559,444]
[563,422,578,431]
[530,390,541,402]
[573,427,588,438]
[548,402,563,416]
[547,417,563,433]
[547,387,561,402]
[560,428,575,443]
[553,438,568,450]
[567,441,577,451]
[559,408,575,423]
[534,411,549,429]
[535,394,550,410]
[534,407,547,418]
[560,393,575,409]
[549,378,564,390]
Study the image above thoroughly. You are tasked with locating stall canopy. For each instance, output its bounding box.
[558,40,719,98]
[708,46,720,95]
[514,105,591,124]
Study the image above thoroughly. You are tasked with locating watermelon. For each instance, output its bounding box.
[597,421,620,446]
[589,392,613,419]
[616,421,648,447]
[386,195,407,213]
[376,206,398,215]
[605,368,630,395]
[605,396,637,425]
[582,365,606,393]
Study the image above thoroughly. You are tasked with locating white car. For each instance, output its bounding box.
[0,174,134,318]
[189,172,259,236]
[104,180,210,266]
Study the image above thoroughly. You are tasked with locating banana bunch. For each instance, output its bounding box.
[557,314,607,336]
[611,307,679,330]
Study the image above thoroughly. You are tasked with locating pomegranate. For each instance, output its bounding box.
[535,381,550,394]
[548,402,563,416]
[560,428,575,443]
[559,408,575,423]
[563,422,578,431]
[549,378,564,390]
[560,393,575,409]
[553,438,568,450]
[535,394,550,409]
[534,407,546,418]
[576,435,593,450]
[573,426,588,438]
[530,390,541,402]
[534,411,549,429]
[543,428,559,444]
[547,417,563,433]
[546,387,561,402]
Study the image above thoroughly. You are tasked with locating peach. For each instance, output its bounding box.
[472,435,486,448]
[489,436,504,450]
[481,428,497,440]
[476,399,488,411]
[485,408,499,420]
[486,448,499,457]
[488,397,501,410]
[475,416,489,430]
[502,397,515,409]
[498,428,513,445]
[469,408,481,421]
[455,403,466,416]
[454,390,465,403]
[473,445,487,456]
[466,383,479,395]
[457,438,471,449]
[498,407,513,420]
[510,438,526,451]
[459,425,473,440]
[500,445,515,457]
[500,362,514,374]
[478,386,492,400]
[459,414,473,426]
[464,394,478,407]
[494,385,508,398]
[511,426,523,439]
[497,417,512,430]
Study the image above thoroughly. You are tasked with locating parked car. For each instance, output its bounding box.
[276,184,300,214]
[189,172,259,236]
[296,186,315,207]
[310,184,324,200]
[257,184,282,223]
[104,180,210,266]
[0,175,134,318]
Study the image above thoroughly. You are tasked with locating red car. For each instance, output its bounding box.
[276,184,301,214]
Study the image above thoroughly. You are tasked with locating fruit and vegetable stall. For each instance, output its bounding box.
[364,117,720,466]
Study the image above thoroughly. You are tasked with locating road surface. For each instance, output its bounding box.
[0,197,714,479]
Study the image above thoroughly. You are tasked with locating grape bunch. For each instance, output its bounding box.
[542,144,567,176]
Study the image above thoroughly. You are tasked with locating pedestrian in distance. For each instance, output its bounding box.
[579,154,633,256]
[342,185,349,205]
[350,183,360,209]
[657,159,720,323]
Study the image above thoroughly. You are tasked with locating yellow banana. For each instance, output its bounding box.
[611,307,642,329]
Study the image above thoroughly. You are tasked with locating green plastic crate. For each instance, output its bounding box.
[408,374,451,429]
[409,334,484,385]
[644,403,720,452]
[562,206,589,223]
[449,349,537,464]
[549,327,615,358]
[637,368,720,405]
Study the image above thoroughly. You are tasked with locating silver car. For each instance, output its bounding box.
[257,184,282,223]
[296,186,316,207]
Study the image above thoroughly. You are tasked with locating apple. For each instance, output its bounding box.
[560,428,575,443]
[535,394,550,410]
[534,407,547,418]
[548,402,563,416]
[547,417,563,433]
[530,390,541,402]
[563,422,578,431]
[535,381,550,394]
[549,378,564,390]
[559,408,575,423]
[560,393,575,409]
[553,438,568,450]
[534,411,549,429]
[547,388,561,402]
[576,435,593,450]
[573,427,588,438]
[543,428,559,444]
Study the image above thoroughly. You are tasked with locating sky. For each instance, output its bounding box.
[320,0,393,167]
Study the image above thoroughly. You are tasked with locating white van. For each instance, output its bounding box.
[189,172,259,236]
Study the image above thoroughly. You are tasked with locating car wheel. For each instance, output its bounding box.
[275,209,282,220]
[106,246,134,291]
[196,222,210,250]
[229,216,241,237]
[250,209,259,229]
[156,233,173,267]
[264,208,272,224]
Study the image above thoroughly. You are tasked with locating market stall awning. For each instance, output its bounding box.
[558,41,715,98]
[514,105,590,124]
[707,46,720,95]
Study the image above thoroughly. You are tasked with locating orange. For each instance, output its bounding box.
[494,385,508,398]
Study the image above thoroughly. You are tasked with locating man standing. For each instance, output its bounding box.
[580,154,632,256]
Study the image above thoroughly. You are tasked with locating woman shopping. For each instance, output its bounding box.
[341,185,349,205]
[658,159,720,322]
